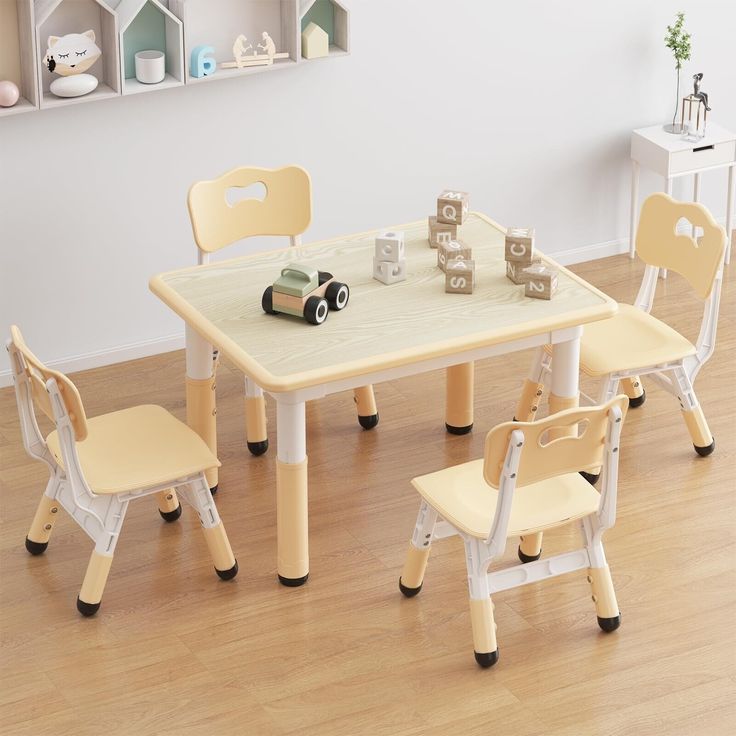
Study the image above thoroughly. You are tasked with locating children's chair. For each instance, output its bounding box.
[515,193,726,486]
[399,396,628,667]
[187,165,379,458]
[7,326,238,617]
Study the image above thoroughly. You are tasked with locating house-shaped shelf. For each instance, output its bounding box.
[169,0,299,84]
[115,0,184,95]
[0,1,39,116]
[299,0,349,58]
[34,0,121,108]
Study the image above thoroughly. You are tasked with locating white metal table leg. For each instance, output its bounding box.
[629,160,640,258]
[726,164,734,265]
[276,397,309,586]
[185,325,218,492]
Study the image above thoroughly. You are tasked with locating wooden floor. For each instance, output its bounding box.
[1,254,734,736]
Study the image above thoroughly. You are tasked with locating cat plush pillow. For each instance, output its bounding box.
[45,30,101,76]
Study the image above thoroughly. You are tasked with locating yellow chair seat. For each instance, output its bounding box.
[411,459,601,539]
[47,405,220,495]
[579,304,695,377]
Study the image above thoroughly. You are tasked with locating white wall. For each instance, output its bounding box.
[1,0,734,381]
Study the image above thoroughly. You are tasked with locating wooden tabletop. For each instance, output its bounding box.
[150,213,616,392]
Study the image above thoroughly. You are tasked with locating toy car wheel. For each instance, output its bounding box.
[262,286,277,315]
[325,282,350,310]
[304,296,329,325]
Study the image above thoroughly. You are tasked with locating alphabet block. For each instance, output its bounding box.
[427,215,457,249]
[523,264,558,300]
[506,257,541,284]
[445,259,475,294]
[505,227,536,263]
[375,230,405,263]
[438,239,472,272]
[437,190,470,226]
[373,257,407,285]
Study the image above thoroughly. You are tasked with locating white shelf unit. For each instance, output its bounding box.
[169,0,299,85]
[299,0,349,59]
[0,0,39,117]
[34,0,121,109]
[115,0,184,95]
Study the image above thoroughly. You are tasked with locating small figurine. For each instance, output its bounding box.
[262,263,349,325]
[44,31,101,98]
[692,73,711,111]
[221,32,289,69]
[258,32,276,60]
[373,231,407,284]
[232,34,253,68]
[523,263,558,300]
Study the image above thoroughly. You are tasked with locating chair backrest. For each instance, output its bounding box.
[8,325,88,441]
[483,396,629,489]
[636,193,725,300]
[187,165,312,254]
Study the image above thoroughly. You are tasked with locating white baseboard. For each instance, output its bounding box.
[2,216,729,389]
[0,333,184,389]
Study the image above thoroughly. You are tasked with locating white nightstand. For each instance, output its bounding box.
[630,122,735,264]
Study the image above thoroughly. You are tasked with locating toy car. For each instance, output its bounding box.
[262,263,350,325]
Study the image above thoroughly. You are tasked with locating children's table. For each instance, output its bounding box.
[150,213,616,586]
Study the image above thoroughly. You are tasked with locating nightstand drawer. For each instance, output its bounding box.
[670,140,736,174]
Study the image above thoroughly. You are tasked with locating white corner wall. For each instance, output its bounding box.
[1,0,734,382]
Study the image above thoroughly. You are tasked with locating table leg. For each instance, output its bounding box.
[446,362,474,435]
[660,177,673,279]
[519,336,581,563]
[276,398,309,586]
[727,164,734,265]
[185,325,218,492]
[629,160,640,259]
[244,377,269,456]
[692,173,701,238]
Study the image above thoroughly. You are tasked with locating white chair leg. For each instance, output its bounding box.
[399,501,437,596]
[464,537,498,667]
[178,475,238,580]
[245,376,269,456]
[672,366,715,456]
[25,469,63,555]
[580,517,620,632]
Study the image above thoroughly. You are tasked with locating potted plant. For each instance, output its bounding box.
[663,11,691,133]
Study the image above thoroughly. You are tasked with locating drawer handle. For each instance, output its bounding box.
[693,144,715,152]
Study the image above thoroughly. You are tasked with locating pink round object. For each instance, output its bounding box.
[0,80,20,108]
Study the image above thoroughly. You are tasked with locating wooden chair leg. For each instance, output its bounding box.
[156,489,181,523]
[621,376,646,408]
[25,494,60,555]
[682,402,715,456]
[77,551,113,616]
[354,385,379,429]
[518,533,543,563]
[470,597,498,667]
[587,565,620,632]
[399,502,437,597]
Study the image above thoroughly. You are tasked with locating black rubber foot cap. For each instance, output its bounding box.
[216,560,239,581]
[77,597,100,617]
[209,484,218,495]
[399,577,422,597]
[159,503,182,523]
[278,572,309,587]
[597,613,621,632]
[25,537,48,556]
[628,390,646,408]
[474,649,499,668]
[358,413,379,430]
[579,470,600,486]
[518,546,541,564]
[247,439,269,456]
[446,422,473,436]
[694,438,715,457]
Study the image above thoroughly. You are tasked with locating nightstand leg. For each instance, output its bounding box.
[726,165,734,265]
[276,398,309,587]
[629,160,640,258]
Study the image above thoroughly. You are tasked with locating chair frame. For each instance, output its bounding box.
[8,336,237,616]
[401,401,625,667]
[186,165,378,463]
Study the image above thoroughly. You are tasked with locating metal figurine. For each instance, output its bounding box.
[691,73,711,111]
